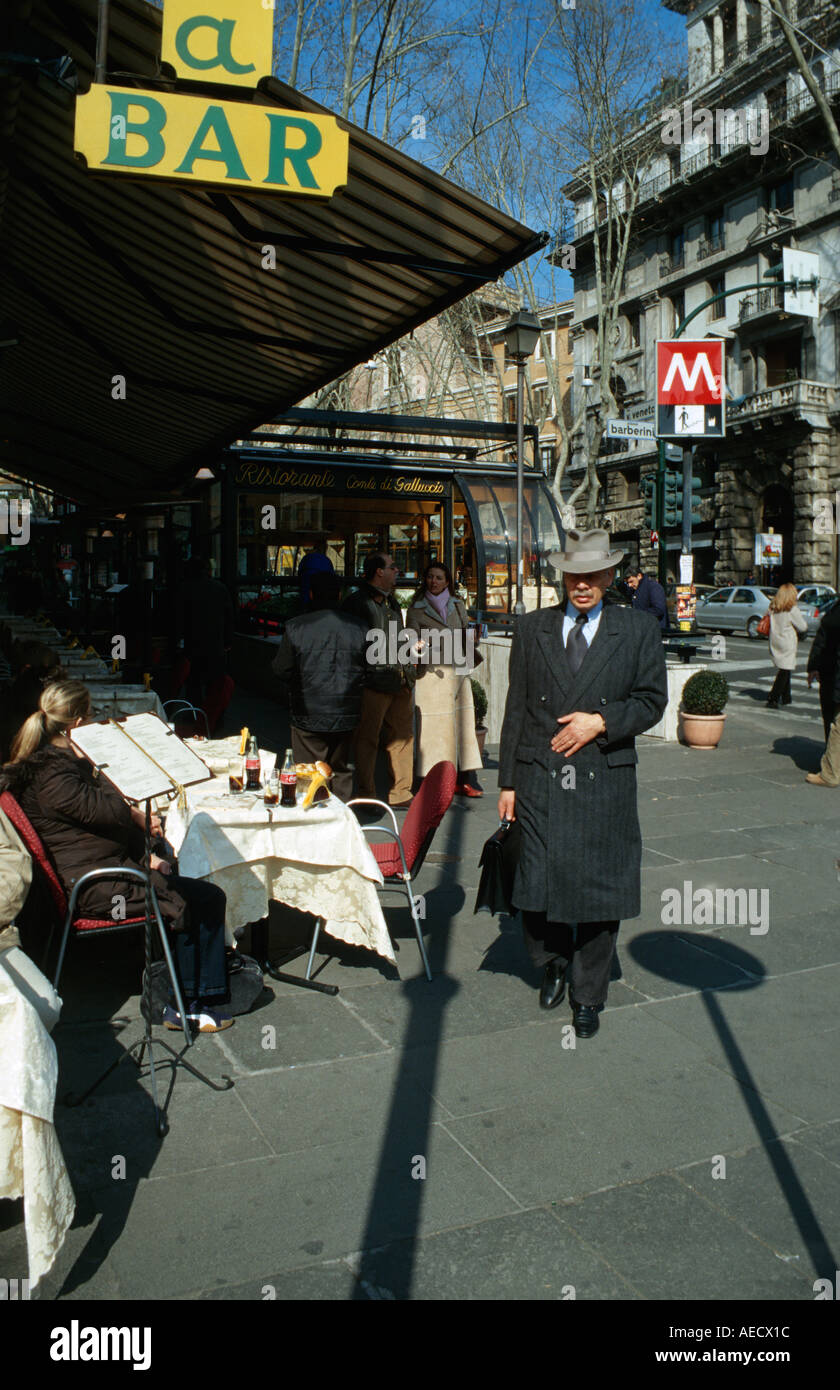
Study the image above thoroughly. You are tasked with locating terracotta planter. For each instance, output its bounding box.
[679,710,726,749]
[475,726,488,760]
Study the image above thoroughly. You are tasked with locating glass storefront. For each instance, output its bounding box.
[228,455,564,631]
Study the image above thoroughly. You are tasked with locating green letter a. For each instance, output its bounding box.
[174,105,250,180]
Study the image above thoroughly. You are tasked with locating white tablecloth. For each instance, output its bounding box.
[86,686,166,719]
[0,949,75,1287]
[165,770,395,964]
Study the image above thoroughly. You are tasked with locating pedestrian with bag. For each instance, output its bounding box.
[406,562,483,797]
[765,583,808,708]
[497,529,668,1039]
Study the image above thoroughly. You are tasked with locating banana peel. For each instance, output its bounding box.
[301,761,332,809]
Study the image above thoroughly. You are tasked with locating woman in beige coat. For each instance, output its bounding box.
[767,582,808,707]
[407,562,484,796]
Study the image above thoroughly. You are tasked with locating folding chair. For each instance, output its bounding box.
[0,791,232,1133]
[344,759,457,981]
[0,791,185,1003]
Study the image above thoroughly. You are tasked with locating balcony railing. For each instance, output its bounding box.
[659,250,685,277]
[728,379,836,420]
[738,286,784,322]
[697,235,725,260]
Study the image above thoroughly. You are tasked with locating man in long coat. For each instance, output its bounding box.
[498,529,668,1038]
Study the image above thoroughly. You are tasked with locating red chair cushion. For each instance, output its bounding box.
[0,790,67,918]
[371,761,456,878]
[74,915,148,932]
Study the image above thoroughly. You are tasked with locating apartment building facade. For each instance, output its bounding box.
[565,0,840,587]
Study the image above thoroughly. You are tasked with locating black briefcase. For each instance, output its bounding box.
[474,818,521,916]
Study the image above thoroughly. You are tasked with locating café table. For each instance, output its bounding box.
[165,748,395,968]
[86,685,167,720]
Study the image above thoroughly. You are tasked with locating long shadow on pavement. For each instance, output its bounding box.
[630,930,837,1279]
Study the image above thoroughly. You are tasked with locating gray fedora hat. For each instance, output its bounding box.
[548,528,625,575]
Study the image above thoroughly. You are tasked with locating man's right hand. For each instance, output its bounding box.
[498,789,516,822]
[807,671,817,687]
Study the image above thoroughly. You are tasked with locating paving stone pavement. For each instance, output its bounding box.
[2,689,838,1302]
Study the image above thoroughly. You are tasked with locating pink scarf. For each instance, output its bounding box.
[426,587,450,622]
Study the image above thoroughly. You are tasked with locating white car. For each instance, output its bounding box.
[797,584,836,608]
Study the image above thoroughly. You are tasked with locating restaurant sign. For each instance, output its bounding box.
[234,460,448,499]
[74,1,348,197]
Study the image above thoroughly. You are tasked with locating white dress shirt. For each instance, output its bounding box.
[562,599,604,650]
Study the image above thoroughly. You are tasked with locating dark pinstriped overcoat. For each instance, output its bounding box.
[498,602,668,922]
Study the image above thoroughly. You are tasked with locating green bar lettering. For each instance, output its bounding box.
[174,105,250,180]
[102,92,166,168]
[264,115,322,188]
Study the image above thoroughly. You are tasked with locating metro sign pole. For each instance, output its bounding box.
[655,339,724,595]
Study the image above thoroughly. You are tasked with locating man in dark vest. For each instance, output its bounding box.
[498,530,668,1038]
[342,552,415,807]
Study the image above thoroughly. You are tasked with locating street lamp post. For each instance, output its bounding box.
[503,308,540,616]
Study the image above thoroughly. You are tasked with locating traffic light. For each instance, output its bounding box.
[641,473,657,529]
[662,469,702,526]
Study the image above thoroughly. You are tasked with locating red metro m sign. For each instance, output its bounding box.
[656,339,725,439]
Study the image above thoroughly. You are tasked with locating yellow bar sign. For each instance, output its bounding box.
[161,0,274,89]
[74,85,348,196]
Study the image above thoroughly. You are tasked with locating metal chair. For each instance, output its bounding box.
[344,759,457,981]
[163,699,210,738]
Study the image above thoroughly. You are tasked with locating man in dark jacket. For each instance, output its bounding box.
[626,566,668,631]
[341,553,415,807]
[498,530,668,1038]
[272,573,367,801]
[806,599,840,739]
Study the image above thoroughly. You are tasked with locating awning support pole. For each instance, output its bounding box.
[95,0,110,84]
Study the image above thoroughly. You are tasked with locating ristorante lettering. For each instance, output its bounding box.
[233,463,335,488]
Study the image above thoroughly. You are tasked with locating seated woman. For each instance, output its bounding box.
[1,680,232,1032]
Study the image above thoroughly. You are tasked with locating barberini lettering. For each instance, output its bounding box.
[74,86,348,196]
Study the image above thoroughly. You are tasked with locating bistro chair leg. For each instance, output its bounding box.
[404,880,433,982]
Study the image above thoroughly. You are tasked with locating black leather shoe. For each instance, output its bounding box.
[539,961,567,1010]
[570,997,601,1038]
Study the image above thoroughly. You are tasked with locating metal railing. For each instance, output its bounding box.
[737,286,784,322]
[659,250,685,277]
[697,235,725,260]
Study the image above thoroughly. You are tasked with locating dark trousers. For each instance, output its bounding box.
[168,876,228,1004]
[818,677,836,740]
[522,912,619,1007]
[768,669,791,704]
[291,726,355,802]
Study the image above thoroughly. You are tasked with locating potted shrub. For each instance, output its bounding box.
[471,677,489,759]
[679,669,729,749]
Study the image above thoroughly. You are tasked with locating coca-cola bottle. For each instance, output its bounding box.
[245,735,261,791]
[280,749,297,807]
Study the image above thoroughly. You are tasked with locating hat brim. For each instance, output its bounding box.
[547,549,625,574]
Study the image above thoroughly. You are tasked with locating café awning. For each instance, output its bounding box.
[0,0,545,505]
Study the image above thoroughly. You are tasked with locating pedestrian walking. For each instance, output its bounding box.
[766,583,808,708]
[406,562,483,797]
[625,565,668,631]
[271,572,367,801]
[297,538,334,605]
[342,553,416,808]
[497,529,668,1038]
[806,599,840,738]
